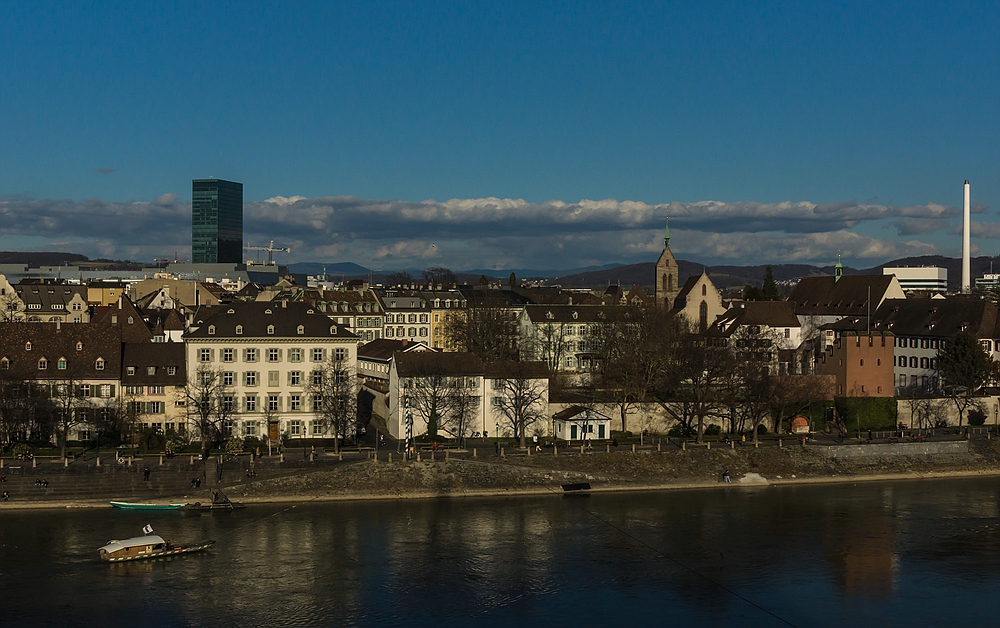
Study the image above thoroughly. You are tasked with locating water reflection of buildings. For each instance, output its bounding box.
[824,499,898,599]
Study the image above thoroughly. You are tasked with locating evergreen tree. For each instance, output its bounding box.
[743,284,764,301]
[761,265,781,300]
[508,272,516,287]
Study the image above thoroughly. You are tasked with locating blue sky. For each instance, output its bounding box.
[2,1,1000,270]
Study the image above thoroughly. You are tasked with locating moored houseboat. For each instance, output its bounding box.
[98,531,214,562]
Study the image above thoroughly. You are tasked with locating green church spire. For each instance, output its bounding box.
[835,251,843,282]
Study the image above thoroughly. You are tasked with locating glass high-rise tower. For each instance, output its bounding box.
[192,179,243,264]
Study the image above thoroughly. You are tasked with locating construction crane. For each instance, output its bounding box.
[153,252,190,265]
[244,240,291,265]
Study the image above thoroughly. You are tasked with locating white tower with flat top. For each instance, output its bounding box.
[963,180,971,294]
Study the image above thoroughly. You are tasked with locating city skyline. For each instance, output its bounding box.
[3,2,1000,268]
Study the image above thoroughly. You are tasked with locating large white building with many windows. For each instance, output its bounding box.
[184,301,360,443]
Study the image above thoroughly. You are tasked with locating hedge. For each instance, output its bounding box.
[834,397,898,430]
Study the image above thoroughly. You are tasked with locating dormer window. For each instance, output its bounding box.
[208,325,216,335]
[95,358,105,371]
[127,366,135,376]
[38,358,48,370]
[57,358,67,370]
[127,316,134,324]
[546,311,554,320]
[265,309,272,315]
[307,309,314,314]
[330,325,337,334]
[25,342,32,351]
[297,325,305,335]
[0,357,8,370]
[236,325,243,335]
[228,309,235,314]
[76,341,83,351]
[267,325,275,335]
[572,311,579,320]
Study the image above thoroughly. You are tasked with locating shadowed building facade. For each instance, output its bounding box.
[192,178,243,264]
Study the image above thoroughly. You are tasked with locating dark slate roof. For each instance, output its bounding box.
[484,361,550,379]
[0,322,121,380]
[184,302,358,339]
[459,288,534,307]
[91,296,155,342]
[522,304,641,323]
[358,339,434,360]
[672,274,703,307]
[826,297,998,339]
[394,351,485,377]
[553,405,611,421]
[122,343,186,385]
[14,283,87,305]
[788,275,895,316]
[710,301,800,337]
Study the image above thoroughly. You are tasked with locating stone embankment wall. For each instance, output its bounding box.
[820,441,968,458]
[232,439,1000,503]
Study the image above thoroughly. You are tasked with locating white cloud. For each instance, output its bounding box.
[0,192,982,268]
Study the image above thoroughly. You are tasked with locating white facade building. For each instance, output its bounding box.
[883,267,947,293]
[184,302,360,443]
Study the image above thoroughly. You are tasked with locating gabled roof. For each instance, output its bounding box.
[458,288,533,308]
[184,302,358,339]
[358,339,435,361]
[789,275,899,316]
[122,343,186,385]
[522,304,640,323]
[0,322,122,380]
[14,283,87,309]
[553,405,612,421]
[91,296,155,342]
[393,351,484,377]
[710,301,800,337]
[827,297,997,339]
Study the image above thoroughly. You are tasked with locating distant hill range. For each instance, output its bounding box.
[0,251,89,266]
[549,255,1000,292]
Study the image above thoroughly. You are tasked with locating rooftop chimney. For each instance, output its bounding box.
[963,180,971,294]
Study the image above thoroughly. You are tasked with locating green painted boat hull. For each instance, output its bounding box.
[109,501,188,510]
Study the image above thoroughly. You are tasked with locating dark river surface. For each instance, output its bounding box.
[3,477,1000,627]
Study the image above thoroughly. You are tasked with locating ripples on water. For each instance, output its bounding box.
[2,478,1000,626]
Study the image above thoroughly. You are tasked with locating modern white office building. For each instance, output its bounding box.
[882,267,947,293]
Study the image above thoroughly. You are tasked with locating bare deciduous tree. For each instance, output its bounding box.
[307,356,358,453]
[491,361,549,448]
[184,365,238,459]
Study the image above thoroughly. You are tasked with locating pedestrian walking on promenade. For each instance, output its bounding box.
[143,467,151,481]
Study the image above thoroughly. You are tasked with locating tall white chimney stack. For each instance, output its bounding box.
[962,179,971,294]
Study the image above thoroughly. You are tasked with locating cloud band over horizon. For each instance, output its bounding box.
[0,193,987,270]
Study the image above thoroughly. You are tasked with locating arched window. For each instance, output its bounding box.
[702,284,707,296]
[25,342,32,351]
[668,274,674,290]
[297,325,305,335]
[76,341,83,351]
[267,325,275,335]
[661,274,667,290]
[236,325,243,335]
[699,301,708,332]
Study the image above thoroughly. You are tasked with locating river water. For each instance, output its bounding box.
[2,478,999,627]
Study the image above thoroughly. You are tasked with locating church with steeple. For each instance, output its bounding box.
[654,211,680,308]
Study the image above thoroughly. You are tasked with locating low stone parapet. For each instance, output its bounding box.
[819,440,968,458]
